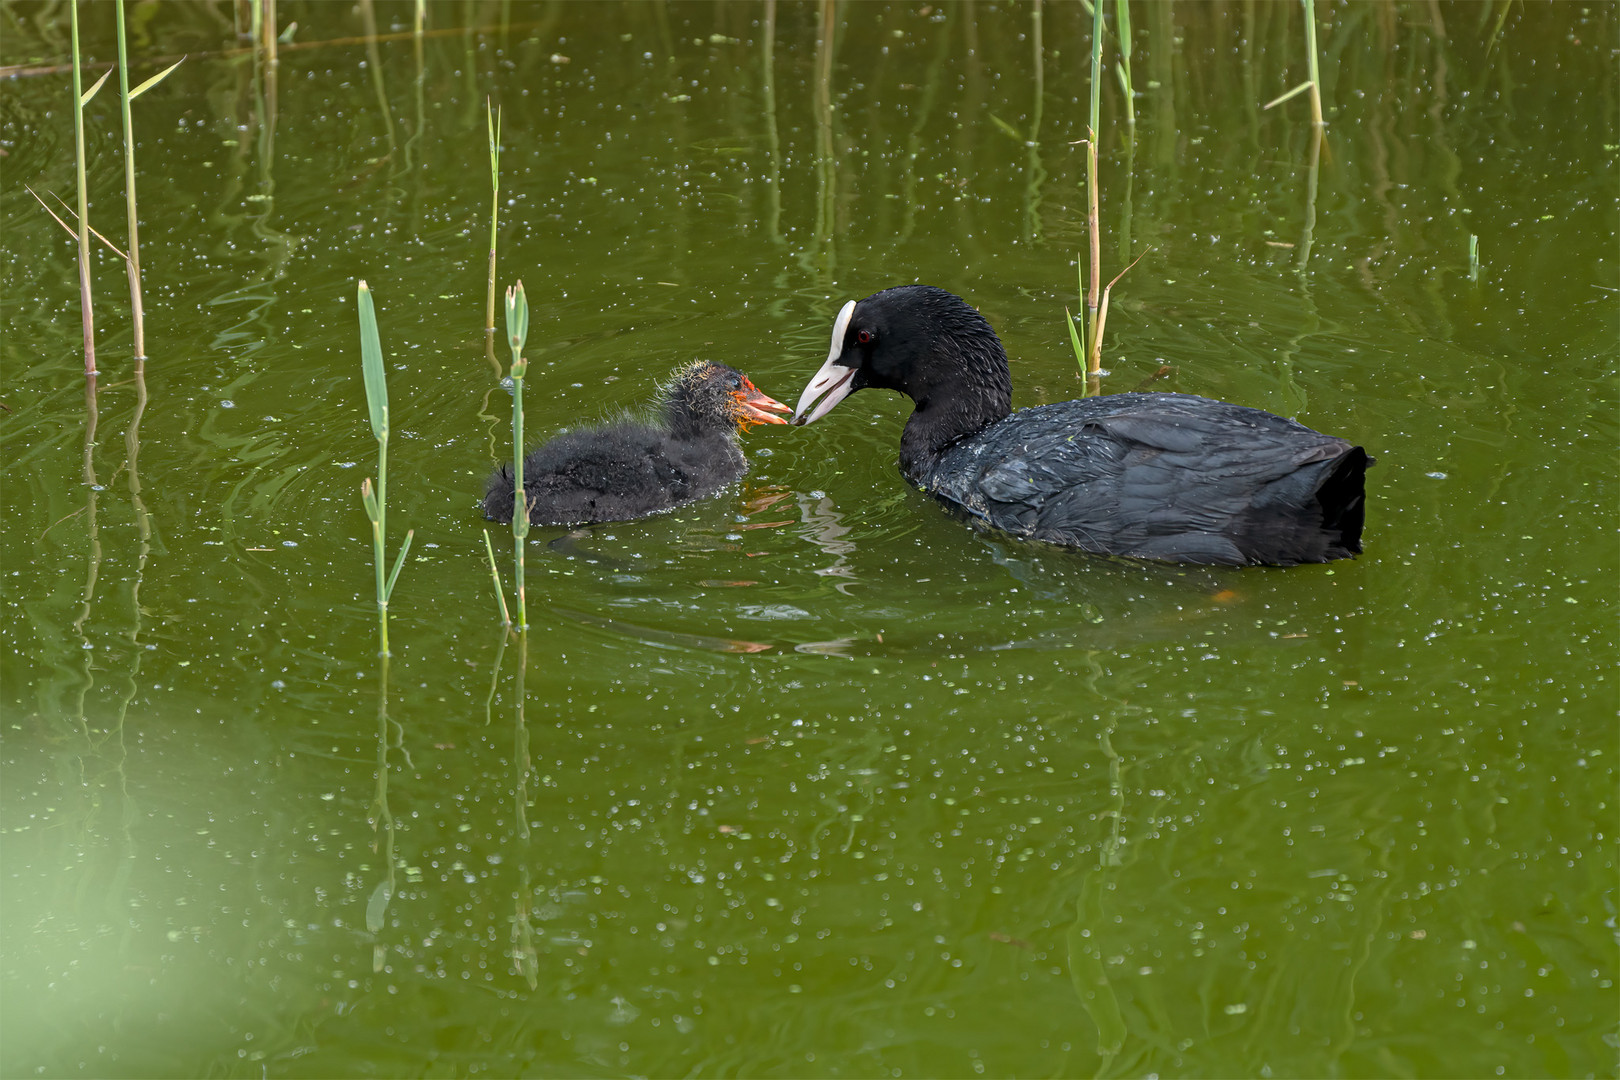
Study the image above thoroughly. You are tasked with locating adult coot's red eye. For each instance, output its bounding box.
[791,285,1371,567]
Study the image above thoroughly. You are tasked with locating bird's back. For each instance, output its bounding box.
[918,392,1369,566]
[484,420,746,526]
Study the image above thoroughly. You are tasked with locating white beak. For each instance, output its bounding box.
[792,300,857,426]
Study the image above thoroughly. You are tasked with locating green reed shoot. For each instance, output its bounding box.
[485,102,502,335]
[1468,234,1481,282]
[504,281,531,630]
[357,281,414,656]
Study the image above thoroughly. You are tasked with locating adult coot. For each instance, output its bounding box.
[791,285,1371,566]
[484,360,789,526]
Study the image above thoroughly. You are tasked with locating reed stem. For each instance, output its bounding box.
[1083,1,1104,376]
[1114,0,1135,127]
[1303,0,1324,127]
[505,282,531,630]
[260,0,278,65]
[114,0,145,359]
[69,0,96,376]
[486,102,501,334]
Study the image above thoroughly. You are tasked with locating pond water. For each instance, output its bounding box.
[2,2,1614,1076]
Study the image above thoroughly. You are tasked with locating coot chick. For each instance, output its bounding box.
[792,285,1371,566]
[484,361,789,526]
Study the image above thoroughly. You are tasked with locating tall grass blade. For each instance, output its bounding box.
[128,58,184,101]
[41,189,128,258]
[1065,306,1085,366]
[385,530,414,602]
[27,186,83,242]
[1262,81,1315,111]
[80,68,112,106]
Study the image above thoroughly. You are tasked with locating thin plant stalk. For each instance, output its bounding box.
[69,0,96,375]
[1302,0,1324,128]
[260,0,278,65]
[1079,0,1104,378]
[1262,0,1325,127]
[1083,0,1103,375]
[114,0,145,359]
[504,281,531,630]
[358,281,414,656]
[1114,0,1134,127]
[486,102,501,334]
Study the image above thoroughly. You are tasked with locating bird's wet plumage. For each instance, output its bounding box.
[792,285,1370,566]
[484,361,788,526]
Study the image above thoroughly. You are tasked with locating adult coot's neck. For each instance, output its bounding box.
[877,288,1013,480]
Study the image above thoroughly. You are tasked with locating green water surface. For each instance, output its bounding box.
[1,2,1615,1076]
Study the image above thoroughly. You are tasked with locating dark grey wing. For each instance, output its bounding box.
[923,393,1367,565]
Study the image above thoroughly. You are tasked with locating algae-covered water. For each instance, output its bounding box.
[1,3,1614,1076]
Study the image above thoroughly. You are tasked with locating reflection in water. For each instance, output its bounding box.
[804,0,838,284]
[795,491,857,593]
[553,605,771,654]
[761,0,784,246]
[1296,125,1323,275]
[358,0,397,164]
[1067,713,1128,1065]
[1022,0,1046,245]
[366,653,409,974]
[508,632,541,989]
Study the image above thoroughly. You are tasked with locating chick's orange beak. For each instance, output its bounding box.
[733,377,792,428]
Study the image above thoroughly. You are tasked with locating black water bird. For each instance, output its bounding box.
[791,285,1371,566]
[484,361,790,526]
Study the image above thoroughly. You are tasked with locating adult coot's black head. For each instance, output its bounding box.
[790,285,1372,567]
[793,286,1012,475]
[483,361,789,527]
